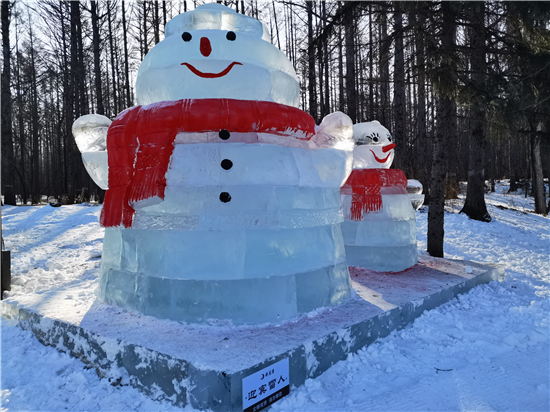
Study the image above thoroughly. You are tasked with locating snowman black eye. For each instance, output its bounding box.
[388,135,392,142]
[371,134,379,143]
[226,31,236,41]
[182,32,192,42]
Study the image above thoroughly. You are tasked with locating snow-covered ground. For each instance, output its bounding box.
[1,181,549,412]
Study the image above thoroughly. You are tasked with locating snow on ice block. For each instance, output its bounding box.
[2,256,505,411]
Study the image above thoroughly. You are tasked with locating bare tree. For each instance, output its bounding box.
[461,2,491,222]
[1,1,16,205]
[428,2,457,257]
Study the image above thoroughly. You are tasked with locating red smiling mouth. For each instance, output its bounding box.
[181,62,242,78]
[371,150,392,163]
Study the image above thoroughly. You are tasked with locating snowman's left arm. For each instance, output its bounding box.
[310,111,355,151]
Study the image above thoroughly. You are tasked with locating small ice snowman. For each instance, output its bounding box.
[341,120,418,272]
[73,3,354,325]
[351,121,396,169]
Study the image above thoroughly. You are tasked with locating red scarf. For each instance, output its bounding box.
[100,99,316,228]
[341,168,408,221]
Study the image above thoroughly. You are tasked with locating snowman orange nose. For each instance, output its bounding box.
[200,37,212,57]
[382,143,396,153]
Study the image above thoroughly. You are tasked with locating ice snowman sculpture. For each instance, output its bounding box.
[73,3,355,325]
[340,121,418,272]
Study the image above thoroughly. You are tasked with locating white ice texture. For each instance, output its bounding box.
[72,114,111,190]
[135,4,299,107]
[311,112,355,152]
[352,121,395,169]
[100,142,353,324]
[165,3,270,42]
[407,179,425,210]
[406,179,423,194]
[341,193,418,272]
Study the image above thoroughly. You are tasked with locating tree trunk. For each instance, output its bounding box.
[379,7,390,125]
[529,128,546,214]
[460,2,491,222]
[368,3,374,120]
[1,1,16,205]
[107,2,118,115]
[393,2,406,167]
[306,1,317,121]
[322,2,329,117]
[122,1,132,107]
[344,3,356,123]
[337,17,344,113]
[271,0,280,49]
[15,18,27,203]
[143,2,149,55]
[154,0,160,44]
[414,4,429,193]
[427,1,456,257]
[29,16,41,204]
[74,2,86,117]
[91,1,104,115]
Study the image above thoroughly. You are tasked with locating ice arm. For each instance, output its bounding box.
[310,111,355,152]
[72,114,112,190]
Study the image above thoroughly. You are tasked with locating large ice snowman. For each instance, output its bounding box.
[340,121,418,272]
[74,3,355,325]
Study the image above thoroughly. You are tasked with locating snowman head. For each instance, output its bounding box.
[135,3,300,107]
[352,121,396,169]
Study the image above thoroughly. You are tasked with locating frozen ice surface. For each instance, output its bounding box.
[161,143,350,188]
[311,112,355,151]
[165,3,270,41]
[81,152,109,190]
[409,193,425,211]
[102,224,346,281]
[99,261,351,324]
[100,140,353,323]
[133,143,350,232]
[342,219,417,247]
[344,244,418,272]
[341,190,418,271]
[100,225,351,324]
[72,114,111,152]
[72,114,111,190]
[134,186,342,230]
[136,5,299,107]
[406,179,423,194]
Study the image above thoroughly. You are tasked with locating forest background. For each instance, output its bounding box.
[1,1,549,257]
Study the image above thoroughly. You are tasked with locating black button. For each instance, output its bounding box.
[220,192,231,203]
[221,159,233,170]
[219,129,230,140]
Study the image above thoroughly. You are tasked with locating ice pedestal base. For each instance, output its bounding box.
[341,218,418,272]
[345,244,418,272]
[99,224,351,325]
[100,262,351,325]
[2,256,505,411]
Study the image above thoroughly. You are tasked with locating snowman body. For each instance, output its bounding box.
[341,121,418,272]
[82,4,354,324]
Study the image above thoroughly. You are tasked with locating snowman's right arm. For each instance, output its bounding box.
[311,111,355,151]
[72,114,112,190]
